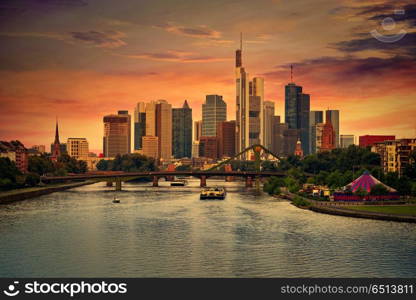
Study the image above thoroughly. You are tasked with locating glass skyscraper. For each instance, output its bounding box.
[172,100,192,158]
[285,83,310,155]
[202,95,226,137]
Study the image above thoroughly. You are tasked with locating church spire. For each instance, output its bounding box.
[54,117,60,144]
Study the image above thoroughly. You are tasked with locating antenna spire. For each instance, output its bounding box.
[290,65,293,82]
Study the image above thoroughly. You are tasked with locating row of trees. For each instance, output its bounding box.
[96,154,157,172]
[262,145,416,196]
[0,154,88,190]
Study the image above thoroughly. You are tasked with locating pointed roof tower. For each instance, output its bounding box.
[183,99,190,109]
[54,117,60,144]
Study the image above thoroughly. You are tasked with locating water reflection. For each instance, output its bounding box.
[0,179,415,277]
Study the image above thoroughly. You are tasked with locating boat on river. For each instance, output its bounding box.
[200,187,226,200]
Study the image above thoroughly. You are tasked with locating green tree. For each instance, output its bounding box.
[24,173,40,186]
[28,155,55,175]
[369,183,388,195]
[354,187,368,197]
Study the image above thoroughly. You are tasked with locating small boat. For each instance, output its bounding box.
[200,187,226,200]
[171,179,188,186]
[112,196,120,203]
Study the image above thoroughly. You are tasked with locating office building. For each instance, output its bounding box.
[283,128,299,155]
[156,100,172,160]
[199,136,218,159]
[263,101,275,150]
[217,120,236,158]
[319,111,335,152]
[271,116,287,155]
[194,120,202,142]
[192,141,200,158]
[67,138,89,161]
[248,95,261,146]
[142,136,159,159]
[202,94,227,137]
[309,111,323,154]
[326,110,340,147]
[285,76,310,155]
[134,102,146,151]
[340,135,355,148]
[103,111,131,157]
[172,100,192,158]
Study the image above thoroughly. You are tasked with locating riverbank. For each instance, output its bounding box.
[0,181,96,204]
[285,193,416,223]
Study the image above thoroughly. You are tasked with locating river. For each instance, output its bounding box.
[0,179,415,277]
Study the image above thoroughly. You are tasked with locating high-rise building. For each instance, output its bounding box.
[103,111,131,157]
[217,120,236,158]
[145,101,157,137]
[285,76,310,155]
[192,141,200,158]
[194,120,202,142]
[263,101,275,150]
[155,100,172,160]
[202,95,227,137]
[340,135,355,148]
[271,116,287,155]
[248,95,261,146]
[235,35,250,157]
[67,138,89,161]
[199,136,218,159]
[359,135,396,147]
[172,100,192,158]
[142,136,159,159]
[326,110,340,148]
[249,77,264,146]
[309,111,323,154]
[134,102,146,151]
[283,128,299,155]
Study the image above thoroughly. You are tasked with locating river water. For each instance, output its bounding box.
[0,179,415,277]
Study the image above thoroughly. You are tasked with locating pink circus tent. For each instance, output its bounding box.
[344,171,396,193]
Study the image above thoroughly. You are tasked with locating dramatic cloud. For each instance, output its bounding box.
[155,23,222,39]
[69,30,126,48]
[121,50,231,63]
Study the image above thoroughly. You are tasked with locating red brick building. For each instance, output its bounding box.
[359,135,395,148]
[320,112,335,152]
[199,136,218,159]
[217,121,236,159]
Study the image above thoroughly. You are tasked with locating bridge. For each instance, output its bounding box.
[40,170,288,190]
[40,145,311,191]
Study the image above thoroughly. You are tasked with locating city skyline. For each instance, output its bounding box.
[1,0,415,152]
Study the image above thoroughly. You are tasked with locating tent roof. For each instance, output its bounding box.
[344,171,397,193]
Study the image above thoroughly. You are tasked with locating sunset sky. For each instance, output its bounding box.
[0,0,415,153]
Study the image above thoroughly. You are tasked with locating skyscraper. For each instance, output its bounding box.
[235,34,250,156]
[172,100,192,158]
[145,101,157,137]
[156,100,172,160]
[248,95,261,146]
[249,77,264,146]
[263,101,275,150]
[271,116,287,155]
[199,136,218,159]
[284,68,310,155]
[103,111,131,157]
[117,110,131,152]
[309,111,323,154]
[326,110,340,147]
[217,120,236,158]
[194,120,202,142]
[202,94,226,137]
[134,102,146,151]
[142,136,159,159]
[319,111,335,152]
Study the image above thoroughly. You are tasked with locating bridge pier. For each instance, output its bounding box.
[152,176,159,187]
[106,181,113,187]
[115,179,122,191]
[245,176,253,188]
[200,176,207,187]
